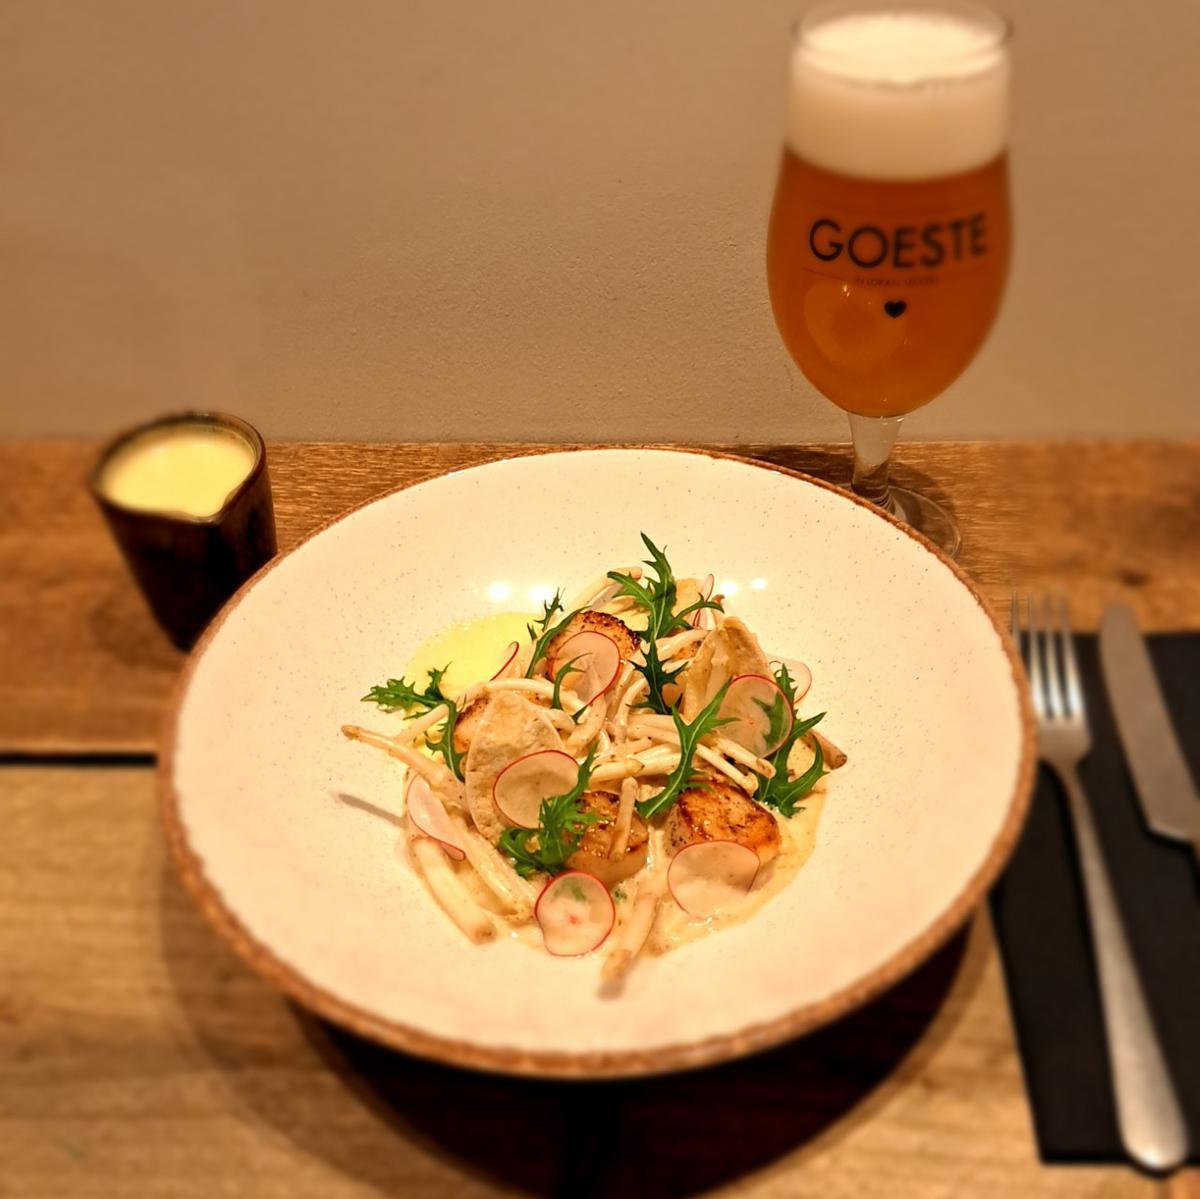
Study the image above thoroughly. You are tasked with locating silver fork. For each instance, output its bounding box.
[1012,594,1188,1172]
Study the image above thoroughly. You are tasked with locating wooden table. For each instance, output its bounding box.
[3,439,1198,1198]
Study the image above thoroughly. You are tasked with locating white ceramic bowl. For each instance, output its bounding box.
[161,449,1033,1077]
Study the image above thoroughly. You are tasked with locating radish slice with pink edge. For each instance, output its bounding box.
[405,776,466,861]
[690,573,715,627]
[489,640,521,681]
[535,871,615,955]
[549,630,621,706]
[770,656,813,701]
[717,673,795,757]
[492,748,580,829]
[668,840,760,918]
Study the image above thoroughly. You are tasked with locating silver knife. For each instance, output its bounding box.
[1099,604,1200,864]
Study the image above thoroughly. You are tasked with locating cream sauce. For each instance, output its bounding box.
[648,793,826,953]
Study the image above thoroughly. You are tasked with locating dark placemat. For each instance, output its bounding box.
[990,633,1200,1163]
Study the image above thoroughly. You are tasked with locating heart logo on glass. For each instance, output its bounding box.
[884,300,907,319]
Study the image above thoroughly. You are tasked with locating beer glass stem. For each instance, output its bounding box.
[848,413,902,510]
[847,411,962,557]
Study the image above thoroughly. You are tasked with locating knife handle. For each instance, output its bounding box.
[1057,762,1190,1171]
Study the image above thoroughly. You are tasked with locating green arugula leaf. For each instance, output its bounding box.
[605,568,656,613]
[606,534,723,714]
[752,662,828,817]
[361,666,464,780]
[361,668,447,712]
[423,713,465,781]
[526,590,563,644]
[637,681,732,820]
[497,747,600,878]
[523,590,580,679]
[764,739,825,819]
[550,655,584,713]
[757,688,794,752]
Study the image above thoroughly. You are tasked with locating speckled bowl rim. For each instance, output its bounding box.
[158,445,1036,1079]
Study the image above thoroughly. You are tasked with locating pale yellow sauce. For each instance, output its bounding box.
[401,609,831,958]
[406,611,533,697]
[100,424,255,518]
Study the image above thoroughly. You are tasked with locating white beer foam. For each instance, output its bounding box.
[787,8,1009,180]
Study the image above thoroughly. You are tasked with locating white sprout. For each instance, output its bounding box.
[611,675,649,736]
[597,595,640,617]
[625,719,758,792]
[627,713,774,778]
[606,662,637,719]
[602,874,664,983]
[389,703,450,744]
[565,566,642,612]
[341,724,458,791]
[609,777,638,861]
[409,837,495,944]
[655,628,708,660]
[566,699,606,755]
[448,814,537,918]
[544,707,576,732]
[483,677,583,714]
[595,727,614,760]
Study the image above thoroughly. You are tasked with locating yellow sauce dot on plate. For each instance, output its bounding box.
[405,612,534,698]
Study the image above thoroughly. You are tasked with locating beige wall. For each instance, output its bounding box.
[2,0,1198,442]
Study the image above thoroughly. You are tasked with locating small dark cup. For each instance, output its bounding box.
[89,412,277,650]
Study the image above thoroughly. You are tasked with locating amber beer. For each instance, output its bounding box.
[767,5,1011,418]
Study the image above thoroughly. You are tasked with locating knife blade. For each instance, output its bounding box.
[1099,604,1200,860]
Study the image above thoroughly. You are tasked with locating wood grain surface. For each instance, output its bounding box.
[0,766,1170,1199]
[2,439,1198,755]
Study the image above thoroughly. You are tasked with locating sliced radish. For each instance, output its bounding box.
[489,639,521,681]
[405,776,466,861]
[549,630,621,706]
[668,840,760,918]
[690,573,715,628]
[492,748,580,828]
[770,656,812,702]
[535,871,615,955]
[718,673,795,757]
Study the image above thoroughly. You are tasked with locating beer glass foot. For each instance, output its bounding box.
[888,487,962,560]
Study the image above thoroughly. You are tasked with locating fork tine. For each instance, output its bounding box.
[1042,593,1064,719]
[1057,595,1084,719]
[1026,594,1045,718]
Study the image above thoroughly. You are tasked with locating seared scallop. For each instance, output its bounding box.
[566,791,649,887]
[547,611,640,672]
[663,777,781,864]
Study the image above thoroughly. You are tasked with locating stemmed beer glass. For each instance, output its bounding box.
[767,0,1012,556]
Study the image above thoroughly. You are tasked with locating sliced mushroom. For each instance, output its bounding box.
[804,728,848,770]
[679,617,773,719]
[463,691,563,840]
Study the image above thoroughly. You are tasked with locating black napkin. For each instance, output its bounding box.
[989,633,1200,1163]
